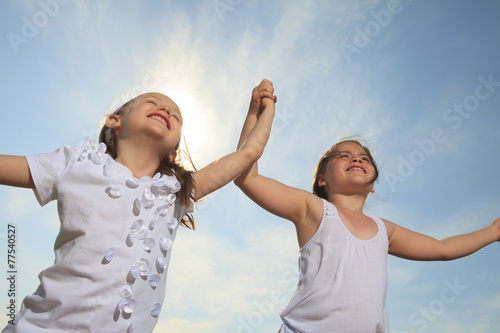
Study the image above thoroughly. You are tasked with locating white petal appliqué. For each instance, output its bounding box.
[164,176,181,193]
[149,216,157,230]
[78,138,105,165]
[130,219,149,241]
[156,190,167,200]
[143,238,155,251]
[150,180,165,197]
[149,274,161,288]
[142,189,155,210]
[167,217,179,229]
[126,178,140,188]
[78,149,89,161]
[166,193,176,205]
[105,247,115,262]
[170,181,181,193]
[159,237,173,251]
[129,266,138,280]
[119,299,137,314]
[151,303,162,317]
[130,219,144,230]
[97,142,106,155]
[90,153,101,165]
[134,196,142,213]
[106,183,123,199]
[119,283,134,299]
[155,205,169,217]
[156,255,168,270]
[136,258,152,277]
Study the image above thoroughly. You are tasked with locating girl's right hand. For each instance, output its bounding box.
[249,79,276,115]
[260,96,276,110]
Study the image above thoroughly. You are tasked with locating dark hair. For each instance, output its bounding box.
[312,137,379,200]
[98,94,197,229]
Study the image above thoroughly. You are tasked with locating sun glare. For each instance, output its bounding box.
[164,89,207,169]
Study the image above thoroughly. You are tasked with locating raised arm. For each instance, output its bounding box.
[192,80,275,201]
[234,81,323,247]
[385,218,500,261]
[0,155,34,188]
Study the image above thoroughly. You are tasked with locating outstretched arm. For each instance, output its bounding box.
[386,218,500,261]
[0,155,34,188]
[234,81,323,247]
[192,80,276,201]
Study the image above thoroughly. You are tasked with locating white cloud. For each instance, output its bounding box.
[158,222,298,331]
[387,262,421,287]
[422,199,498,240]
[4,187,38,220]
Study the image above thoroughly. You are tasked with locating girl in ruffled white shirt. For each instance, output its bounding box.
[0,80,277,333]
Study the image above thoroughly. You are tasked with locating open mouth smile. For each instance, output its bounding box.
[148,112,171,130]
[346,165,366,173]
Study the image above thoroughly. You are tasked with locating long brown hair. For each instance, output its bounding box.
[98,95,197,229]
[312,137,379,200]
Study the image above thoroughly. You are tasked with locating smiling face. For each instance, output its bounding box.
[313,140,379,199]
[103,92,184,161]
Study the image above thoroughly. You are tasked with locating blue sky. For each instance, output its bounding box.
[1,1,499,332]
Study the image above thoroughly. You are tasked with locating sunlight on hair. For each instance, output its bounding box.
[164,89,207,169]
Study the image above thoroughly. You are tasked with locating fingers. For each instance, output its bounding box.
[261,96,275,108]
[249,79,277,114]
[253,79,275,101]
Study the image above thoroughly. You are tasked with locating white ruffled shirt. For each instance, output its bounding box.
[3,138,191,333]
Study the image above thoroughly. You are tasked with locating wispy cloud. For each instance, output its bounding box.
[159,222,297,331]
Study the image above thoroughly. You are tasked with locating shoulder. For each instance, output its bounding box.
[380,218,399,240]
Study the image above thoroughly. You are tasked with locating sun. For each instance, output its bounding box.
[163,89,207,169]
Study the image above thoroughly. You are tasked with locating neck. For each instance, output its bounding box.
[114,140,164,178]
[328,193,368,214]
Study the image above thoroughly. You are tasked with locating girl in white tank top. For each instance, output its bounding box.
[234,133,500,332]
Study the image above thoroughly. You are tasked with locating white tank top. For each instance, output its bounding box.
[279,199,390,333]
